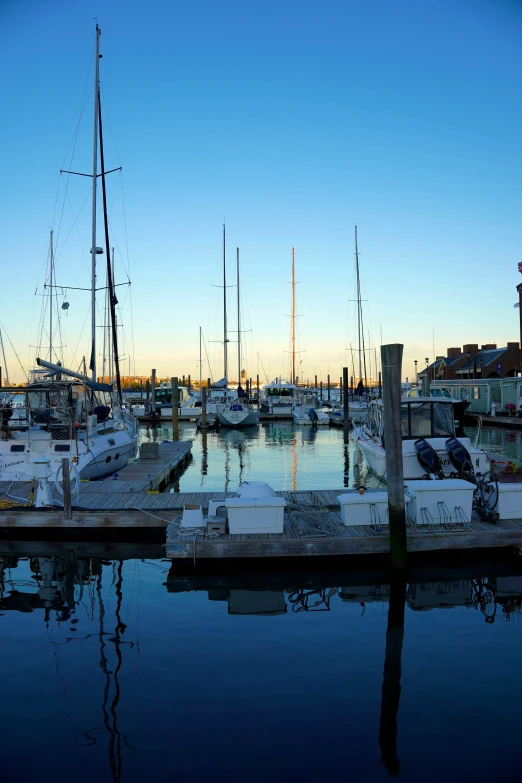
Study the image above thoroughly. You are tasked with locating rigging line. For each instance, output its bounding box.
[0,323,28,382]
[53,83,96,256]
[120,172,132,284]
[202,331,214,384]
[68,307,91,371]
[54,185,91,268]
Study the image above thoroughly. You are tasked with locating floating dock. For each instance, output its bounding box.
[119,439,192,490]
[2,482,522,564]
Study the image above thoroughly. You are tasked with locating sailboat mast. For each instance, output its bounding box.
[237,247,240,386]
[223,222,228,382]
[0,330,9,386]
[291,246,296,384]
[49,229,53,362]
[355,225,362,384]
[199,326,202,388]
[90,24,101,381]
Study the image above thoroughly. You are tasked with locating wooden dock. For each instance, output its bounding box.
[2,481,522,564]
[464,412,522,429]
[118,439,192,490]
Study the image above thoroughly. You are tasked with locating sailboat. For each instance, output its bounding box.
[218,245,259,427]
[0,24,138,483]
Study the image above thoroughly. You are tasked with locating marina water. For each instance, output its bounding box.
[2,551,522,781]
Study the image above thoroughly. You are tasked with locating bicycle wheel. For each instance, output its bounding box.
[480,471,499,511]
[460,460,476,485]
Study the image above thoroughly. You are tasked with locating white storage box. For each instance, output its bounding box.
[496,483,522,520]
[226,496,286,534]
[337,491,390,527]
[405,479,474,525]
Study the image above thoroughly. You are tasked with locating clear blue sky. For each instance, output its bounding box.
[2,0,522,383]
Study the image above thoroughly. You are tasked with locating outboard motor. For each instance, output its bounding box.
[414,438,443,479]
[445,437,474,479]
[308,408,318,423]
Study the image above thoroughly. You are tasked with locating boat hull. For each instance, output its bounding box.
[218,407,260,428]
[353,429,489,481]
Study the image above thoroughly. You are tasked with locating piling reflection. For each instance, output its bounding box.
[379,575,406,778]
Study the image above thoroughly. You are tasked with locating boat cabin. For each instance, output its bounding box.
[368,397,455,443]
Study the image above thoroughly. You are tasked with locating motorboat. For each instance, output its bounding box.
[292,404,329,426]
[260,379,300,416]
[353,397,488,481]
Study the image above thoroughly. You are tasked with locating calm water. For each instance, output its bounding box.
[2,550,522,782]
[141,421,377,492]
[138,421,522,493]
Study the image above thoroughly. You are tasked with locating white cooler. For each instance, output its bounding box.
[496,483,522,520]
[405,479,474,525]
[337,490,390,527]
[226,497,285,534]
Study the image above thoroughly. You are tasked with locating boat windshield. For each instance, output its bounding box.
[431,388,451,399]
[400,401,454,439]
[267,388,294,397]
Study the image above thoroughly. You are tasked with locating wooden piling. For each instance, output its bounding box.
[201,386,207,428]
[315,374,318,394]
[320,381,323,400]
[62,458,72,520]
[343,366,349,420]
[378,371,382,398]
[188,375,191,393]
[171,377,179,440]
[182,375,185,388]
[327,374,331,401]
[145,379,150,400]
[256,374,260,396]
[381,343,407,568]
[151,369,157,416]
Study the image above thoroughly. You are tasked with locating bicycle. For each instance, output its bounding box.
[455,460,499,523]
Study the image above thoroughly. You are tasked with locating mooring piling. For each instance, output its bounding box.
[171,376,179,440]
[62,458,72,520]
[201,385,207,428]
[343,366,349,421]
[151,369,157,416]
[381,343,407,568]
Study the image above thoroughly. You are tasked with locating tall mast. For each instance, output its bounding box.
[237,247,241,386]
[49,229,53,362]
[223,222,228,382]
[355,225,362,383]
[291,246,296,384]
[0,330,9,386]
[90,24,101,381]
[199,326,202,388]
[98,80,122,406]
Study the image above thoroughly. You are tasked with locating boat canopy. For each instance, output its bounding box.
[371,398,455,440]
[399,399,454,439]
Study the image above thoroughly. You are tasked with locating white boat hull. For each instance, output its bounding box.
[218,406,260,428]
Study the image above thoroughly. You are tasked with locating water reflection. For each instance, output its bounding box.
[3,548,522,780]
